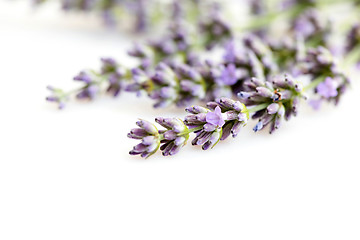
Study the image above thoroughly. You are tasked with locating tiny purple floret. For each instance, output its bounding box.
[206,106,225,127]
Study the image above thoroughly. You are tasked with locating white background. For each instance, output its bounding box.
[1,1,360,239]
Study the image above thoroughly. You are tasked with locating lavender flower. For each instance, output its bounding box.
[301,47,350,104]
[127,62,206,108]
[206,106,225,128]
[128,119,160,158]
[46,86,68,109]
[345,24,360,66]
[128,97,249,157]
[215,64,241,86]
[73,71,99,100]
[292,9,331,47]
[346,24,360,53]
[238,74,304,133]
[316,77,338,98]
[155,118,189,156]
[100,58,127,97]
[185,98,248,149]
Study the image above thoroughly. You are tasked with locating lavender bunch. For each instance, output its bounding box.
[41,0,360,158]
[128,44,357,158]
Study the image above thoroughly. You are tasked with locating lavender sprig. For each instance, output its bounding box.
[128,98,249,158]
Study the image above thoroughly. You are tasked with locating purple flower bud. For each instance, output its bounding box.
[73,71,92,84]
[202,131,221,150]
[174,137,186,146]
[231,121,243,137]
[217,64,239,85]
[185,106,209,114]
[267,103,280,114]
[136,120,158,135]
[256,87,273,98]
[203,123,217,132]
[129,128,148,139]
[164,130,177,140]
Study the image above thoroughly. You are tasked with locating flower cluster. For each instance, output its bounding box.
[239,74,304,133]
[300,47,350,105]
[127,98,249,158]
[128,120,160,158]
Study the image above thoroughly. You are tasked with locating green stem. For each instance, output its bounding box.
[342,44,360,69]
[179,126,203,136]
[303,75,326,92]
[247,103,270,114]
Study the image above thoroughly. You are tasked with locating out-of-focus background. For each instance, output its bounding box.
[0,1,360,239]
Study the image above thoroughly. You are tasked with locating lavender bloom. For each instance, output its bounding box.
[301,46,334,77]
[346,24,360,53]
[100,58,126,97]
[317,77,338,98]
[128,62,206,108]
[134,0,147,32]
[128,98,248,157]
[128,44,153,60]
[185,98,248,150]
[345,24,360,66]
[223,41,239,63]
[73,72,99,100]
[125,68,150,95]
[238,74,304,133]
[301,47,350,104]
[46,86,68,110]
[149,63,178,108]
[206,106,225,128]
[292,9,331,47]
[155,118,189,156]
[73,71,92,84]
[243,35,278,75]
[216,64,240,86]
[128,119,160,158]
[76,85,99,100]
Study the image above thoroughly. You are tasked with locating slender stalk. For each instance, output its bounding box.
[179,126,203,136]
[247,103,269,113]
[342,44,360,69]
[303,75,326,92]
